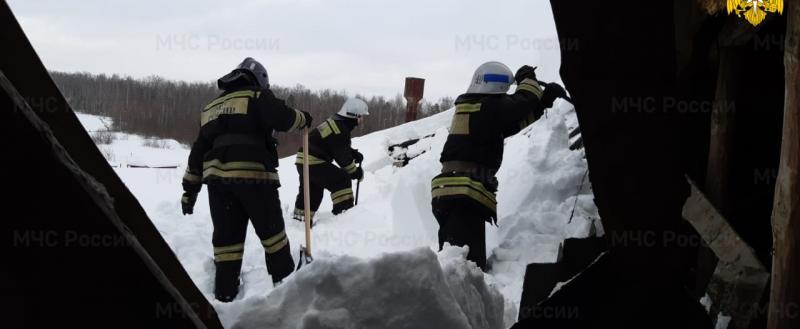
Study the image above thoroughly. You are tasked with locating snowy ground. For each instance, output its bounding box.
[77,100,598,329]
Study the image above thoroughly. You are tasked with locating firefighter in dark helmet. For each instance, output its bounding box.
[180,57,312,302]
[431,61,567,270]
[292,98,369,224]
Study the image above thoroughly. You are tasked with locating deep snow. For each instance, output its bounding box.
[233,246,504,329]
[77,99,598,328]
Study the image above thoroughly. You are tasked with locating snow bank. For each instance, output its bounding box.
[233,246,503,329]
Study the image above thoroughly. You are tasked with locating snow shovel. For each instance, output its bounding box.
[297,127,313,270]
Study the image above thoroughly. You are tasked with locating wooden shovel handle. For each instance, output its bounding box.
[302,127,312,257]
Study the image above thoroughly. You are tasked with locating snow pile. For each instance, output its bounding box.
[233,246,503,329]
[77,97,598,328]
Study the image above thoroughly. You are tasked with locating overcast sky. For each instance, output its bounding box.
[8,0,562,101]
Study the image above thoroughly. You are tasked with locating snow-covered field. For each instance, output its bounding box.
[77,100,598,329]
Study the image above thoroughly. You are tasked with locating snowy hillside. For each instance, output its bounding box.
[78,113,186,168]
[76,101,598,329]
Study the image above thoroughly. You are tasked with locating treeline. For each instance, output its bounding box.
[50,71,452,156]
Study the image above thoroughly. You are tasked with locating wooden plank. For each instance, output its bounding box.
[1,71,213,328]
[768,1,800,328]
[700,45,744,306]
[683,178,770,329]
[0,3,222,328]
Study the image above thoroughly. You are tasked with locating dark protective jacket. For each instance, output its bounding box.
[432,78,545,220]
[295,116,359,175]
[182,86,307,193]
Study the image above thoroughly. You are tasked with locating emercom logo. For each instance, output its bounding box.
[727,0,784,26]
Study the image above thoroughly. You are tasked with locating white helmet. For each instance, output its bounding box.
[337,98,369,119]
[466,61,514,94]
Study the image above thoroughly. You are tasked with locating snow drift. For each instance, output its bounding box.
[233,246,503,329]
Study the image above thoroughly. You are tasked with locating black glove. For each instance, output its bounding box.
[350,166,364,181]
[301,110,313,128]
[351,149,364,164]
[514,65,538,84]
[181,192,198,215]
[540,83,567,108]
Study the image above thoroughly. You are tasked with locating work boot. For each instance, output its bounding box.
[292,208,304,221]
[266,246,295,283]
[215,285,239,303]
[214,262,241,302]
[292,208,314,226]
[331,202,354,215]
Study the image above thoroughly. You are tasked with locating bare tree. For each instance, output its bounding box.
[50,71,452,156]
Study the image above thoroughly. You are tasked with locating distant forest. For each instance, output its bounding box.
[50,71,453,156]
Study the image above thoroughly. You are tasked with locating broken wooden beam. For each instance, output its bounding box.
[704,46,741,212]
[683,177,770,329]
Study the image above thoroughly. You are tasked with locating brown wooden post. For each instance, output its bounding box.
[404,77,425,122]
[768,1,800,328]
[705,45,741,211]
[698,42,744,309]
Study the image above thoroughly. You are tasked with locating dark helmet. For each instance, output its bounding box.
[236,57,269,88]
[217,57,269,90]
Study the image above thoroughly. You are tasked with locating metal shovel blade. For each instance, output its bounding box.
[296,245,314,270]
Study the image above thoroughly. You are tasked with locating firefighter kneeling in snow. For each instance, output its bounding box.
[181,57,313,302]
[431,62,566,270]
[293,98,369,224]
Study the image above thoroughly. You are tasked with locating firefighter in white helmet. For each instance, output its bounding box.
[431,61,567,270]
[293,98,369,224]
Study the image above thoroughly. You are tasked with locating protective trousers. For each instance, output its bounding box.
[208,183,294,302]
[293,162,355,220]
[432,196,489,270]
